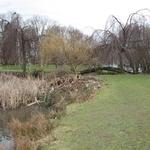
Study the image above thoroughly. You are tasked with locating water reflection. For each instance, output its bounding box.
[0,127,14,150]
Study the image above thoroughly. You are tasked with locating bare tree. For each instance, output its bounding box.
[92,9,150,73]
[0,12,39,75]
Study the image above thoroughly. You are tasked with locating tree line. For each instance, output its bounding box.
[1,9,150,74]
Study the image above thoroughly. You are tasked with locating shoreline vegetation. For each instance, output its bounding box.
[0,73,100,150]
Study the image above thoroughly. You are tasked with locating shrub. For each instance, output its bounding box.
[9,113,56,150]
[44,75,100,107]
[9,113,54,140]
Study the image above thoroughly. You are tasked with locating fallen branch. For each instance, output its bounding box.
[80,66,127,74]
[27,97,44,106]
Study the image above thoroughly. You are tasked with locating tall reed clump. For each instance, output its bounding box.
[0,74,48,110]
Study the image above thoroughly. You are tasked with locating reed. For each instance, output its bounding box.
[0,74,47,110]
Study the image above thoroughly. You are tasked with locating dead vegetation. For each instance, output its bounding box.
[45,75,101,107]
[9,113,56,150]
[0,74,100,110]
[0,74,47,110]
[0,74,100,149]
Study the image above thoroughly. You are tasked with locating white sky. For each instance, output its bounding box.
[0,0,150,34]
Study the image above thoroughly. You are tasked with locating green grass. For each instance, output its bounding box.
[0,64,56,73]
[0,64,87,73]
[44,75,150,150]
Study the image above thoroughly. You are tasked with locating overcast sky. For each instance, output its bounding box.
[0,0,150,34]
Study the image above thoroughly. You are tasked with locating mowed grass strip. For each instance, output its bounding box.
[0,64,56,73]
[44,75,150,150]
[0,64,87,73]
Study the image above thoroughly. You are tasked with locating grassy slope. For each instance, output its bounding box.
[45,75,150,150]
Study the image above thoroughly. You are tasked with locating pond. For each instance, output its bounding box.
[0,127,13,150]
[0,104,48,150]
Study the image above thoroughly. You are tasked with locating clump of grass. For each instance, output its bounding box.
[0,74,47,110]
[9,113,54,140]
[9,113,56,150]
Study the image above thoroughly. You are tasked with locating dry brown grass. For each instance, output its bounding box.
[9,113,54,140]
[9,113,55,150]
[0,74,47,110]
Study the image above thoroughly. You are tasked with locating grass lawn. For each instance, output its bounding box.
[44,75,150,150]
[0,64,57,73]
[0,64,87,73]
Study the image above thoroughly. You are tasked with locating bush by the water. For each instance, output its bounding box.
[44,75,101,113]
[9,113,56,150]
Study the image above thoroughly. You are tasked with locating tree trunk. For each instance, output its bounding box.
[21,30,27,77]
